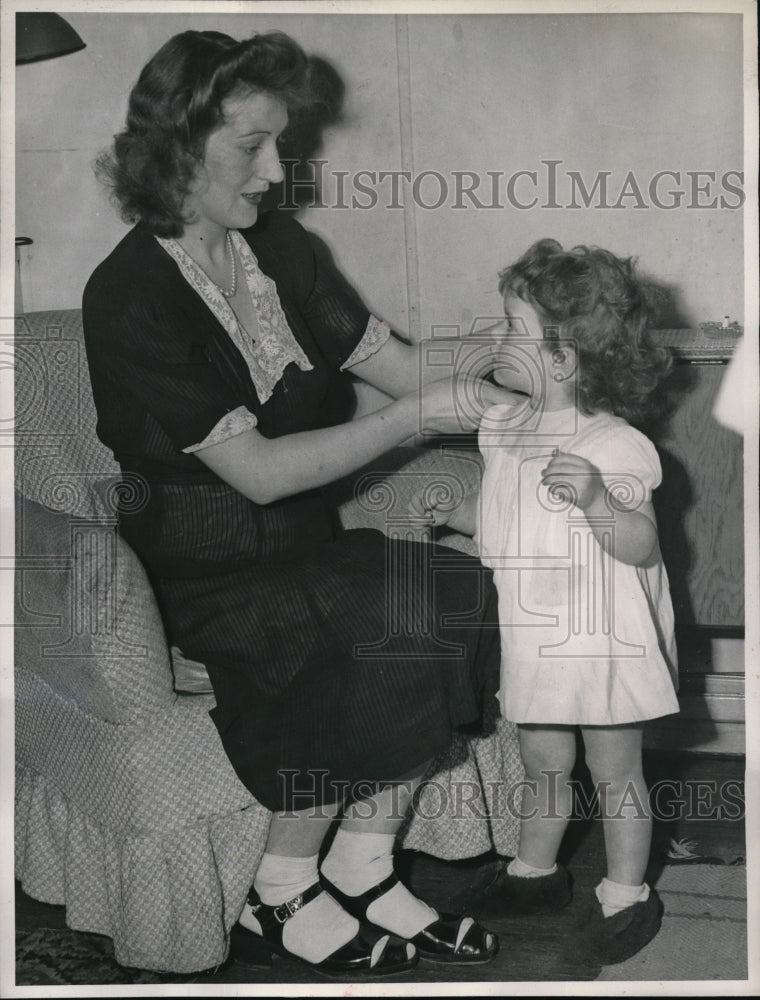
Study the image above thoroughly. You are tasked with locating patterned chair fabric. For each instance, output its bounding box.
[14,309,522,972]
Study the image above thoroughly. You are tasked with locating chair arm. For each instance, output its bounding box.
[16,495,176,723]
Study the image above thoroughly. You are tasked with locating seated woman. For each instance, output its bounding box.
[83,28,517,978]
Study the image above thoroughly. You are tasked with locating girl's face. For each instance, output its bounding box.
[184,89,288,235]
[492,293,551,389]
[503,293,547,340]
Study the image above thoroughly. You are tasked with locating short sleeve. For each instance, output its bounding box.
[262,212,375,369]
[183,405,258,453]
[83,286,248,455]
[295,229,377,370]
[248,213,393,372]
[582,424,662,507]
[340,315,392,371]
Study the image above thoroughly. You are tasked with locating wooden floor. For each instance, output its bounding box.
[15,750,745,987]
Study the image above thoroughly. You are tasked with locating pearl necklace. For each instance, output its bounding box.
[219,230,237,298]
[188,231,237,298]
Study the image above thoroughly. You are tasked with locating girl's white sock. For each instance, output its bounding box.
[241,851,360,964]
[595,877,650,917]
[507,856,558,878]
[321,828,437,939]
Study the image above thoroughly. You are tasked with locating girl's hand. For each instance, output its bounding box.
[408,487,455,527]
[541,451,605,512]
[408,484,479,536]
[542,451,659,566]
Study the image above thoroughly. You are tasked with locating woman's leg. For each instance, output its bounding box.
[321,766,497,961]
[581,723,651,895]
[516,724,577,869]
[243,801,366,964]
[321,766,439,938]
[265,805,339,856]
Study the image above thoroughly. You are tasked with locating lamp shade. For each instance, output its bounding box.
[16,13,86,64]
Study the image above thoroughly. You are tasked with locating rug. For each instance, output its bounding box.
[597,863,747,982]
[15,927,167,986]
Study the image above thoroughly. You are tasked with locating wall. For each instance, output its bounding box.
[16,11,744,331]
[405,13,744,336]
[14,12,410,326]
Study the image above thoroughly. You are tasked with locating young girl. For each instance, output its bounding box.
[414,239,679,965]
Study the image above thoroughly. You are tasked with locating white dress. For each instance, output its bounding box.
[477,400,680,726]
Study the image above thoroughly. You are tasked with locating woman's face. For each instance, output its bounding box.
[184,89,288,234]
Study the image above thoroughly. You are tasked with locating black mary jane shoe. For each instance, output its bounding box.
[322,872,499,966]
[567,888,664,966]
[237,882,418,979]
[474,860,573,919]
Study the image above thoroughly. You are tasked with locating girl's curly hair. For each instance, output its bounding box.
[498,238,672,426]
[96,30,309,237]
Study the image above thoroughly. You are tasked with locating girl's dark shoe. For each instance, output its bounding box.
[475,860,572,918]
[238,882,418,978]
[569,888,663,966]
[321,872,499,966]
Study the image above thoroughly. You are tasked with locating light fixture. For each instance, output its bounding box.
[16,12,86,65]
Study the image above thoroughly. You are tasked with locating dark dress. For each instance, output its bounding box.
[83,212,501,811]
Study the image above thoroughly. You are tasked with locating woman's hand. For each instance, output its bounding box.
[347,322,514,398]
[417,375,524,436]
[541,451,604,511]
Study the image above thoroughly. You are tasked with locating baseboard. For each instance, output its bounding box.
[644,672,745,755]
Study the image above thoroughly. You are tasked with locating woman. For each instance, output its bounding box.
[83,28,514,977]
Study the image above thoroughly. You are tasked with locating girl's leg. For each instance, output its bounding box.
[516,724,577,869]
[581,723,650,888]
[574,724,663,963]
[474,725,575,918]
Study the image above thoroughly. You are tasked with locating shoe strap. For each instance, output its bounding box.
[350,872,399,909]
[247,881,324,936]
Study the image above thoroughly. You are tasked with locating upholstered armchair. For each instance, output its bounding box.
[14,309,522,973]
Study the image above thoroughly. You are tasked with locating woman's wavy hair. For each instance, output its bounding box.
[96,30,309,236]
[498,239,672,426]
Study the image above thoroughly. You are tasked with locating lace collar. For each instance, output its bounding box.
[156,230,313,405]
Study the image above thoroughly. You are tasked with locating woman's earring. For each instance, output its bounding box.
[551,349,567,365]
[553,372,566,382]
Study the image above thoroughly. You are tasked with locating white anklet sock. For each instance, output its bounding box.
[241,851,359,964]
[322,828,437,939]
[253,851,321,904]
[595,877,650,918]
[507,856,558,878]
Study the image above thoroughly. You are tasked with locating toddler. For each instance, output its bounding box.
[414,239,679,965]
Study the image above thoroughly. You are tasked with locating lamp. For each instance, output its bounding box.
[16,13,85,65]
